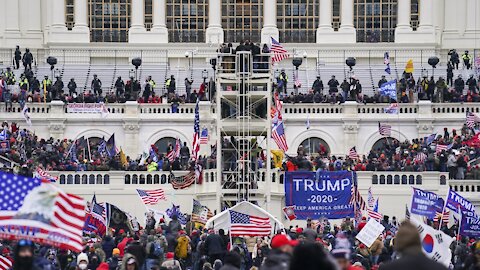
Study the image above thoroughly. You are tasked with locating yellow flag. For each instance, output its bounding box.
[271,150,284,168]
[405,59,414,73]
[120,149,128,167]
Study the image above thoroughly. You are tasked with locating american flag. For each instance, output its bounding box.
[348,147,359,160]
[270,37,288,63]
[367,187,375,209]
[272,122,288,152]
[349,185,366,210]
[136,189,166,205]
[414,152,427,163]
[433,210,450,224]
[435,143,453,154]
[174,138,181,158]
[171,171,196,189]
[167,139,180,162]
[378,122,391,136]
[200,128,208,144]
[0,255,12,270]
[405,204,411,220]
[192,199,213,224]
[90,194,106,224]
[34,167,57,182]
[192,99,200,160]
[367,199,382,222]
[229,210,272,236]
[466,112,480,128]
[0,171,85,252]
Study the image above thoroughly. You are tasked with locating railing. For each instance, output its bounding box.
[282,104,343,115]
[139,103,196,114]
[450,180,480,193]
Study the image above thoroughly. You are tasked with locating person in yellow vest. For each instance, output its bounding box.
[462,50,472,70]
[42,75,52,97]
[147,159,158,172]
[147,75,156,91]
[4,67,15,85]
[19,75,29,92]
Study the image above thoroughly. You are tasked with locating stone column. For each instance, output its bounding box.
[49,0,71,43]
[395,0,412,32]
[337,0,356,43]
[316,0,334,43]
[4,0,21,40]
[205,0,224,44]
[261,0,279,44]
[417,0,434,32]
[128,0,148,43]
[72,0,90,43]
[151,0,169,43]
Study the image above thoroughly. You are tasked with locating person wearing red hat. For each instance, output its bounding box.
[357,217,367,232]
[161,252,181,269]
[261,234,298,270]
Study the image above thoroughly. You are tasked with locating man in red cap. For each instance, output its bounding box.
[261,234,298,270]
[161,252,181,269]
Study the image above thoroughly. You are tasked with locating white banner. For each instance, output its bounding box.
[67,103,107,114]
[410,218,454,267]
[355,219,385,247]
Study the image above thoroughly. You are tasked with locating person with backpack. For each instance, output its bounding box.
[145,240,164,270]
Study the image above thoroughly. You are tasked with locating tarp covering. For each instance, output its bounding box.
[205,201,284,236]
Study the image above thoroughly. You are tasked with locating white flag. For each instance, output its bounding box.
[305,115,310,130]
[410,218,453,267]
[22,105,32,126]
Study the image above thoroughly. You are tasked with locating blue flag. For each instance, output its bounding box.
[410,187,442,219]
[426,133,437,145]
[166,204,187,225]
[285,171,355,219]
[379,80,397,101]
[446,189,478,218]
[384,52,391,75]
[460,213,480,237]
[106,134,116,157]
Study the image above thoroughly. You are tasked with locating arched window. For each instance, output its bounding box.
[371,137,399,152]
[354,0,397,43]
[277,0,318,43]
[298,137,330,156]
[154,137,177,155]
[222,0,263,43]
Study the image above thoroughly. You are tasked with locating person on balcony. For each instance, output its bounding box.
[312,76,324,95]
[278,70,288,94]
[91,74,102,96]
[327,75,339,95]
[184,78,193,102]
[14,46,21,70]
[466,74,478,94]
[448,49,459,70]
[166,75,176,95]
[462,50,472,70]
[22,48,33,71]
[115,77,125,98]
[454,75,465,95]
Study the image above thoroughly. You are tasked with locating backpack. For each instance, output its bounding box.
[175,236,189,259]
[152,242,163,257]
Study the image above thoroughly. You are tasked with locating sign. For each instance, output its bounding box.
[379,80,397,101]
[83,212,107,236]
[410,218,454,267]
[410,188,442,219]
[356,219,385,247]
[66,103,108,114]
[445,189,478,217]
[284,171,354,220]
[460,212,480,237]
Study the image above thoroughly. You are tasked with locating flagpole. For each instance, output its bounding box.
[87,137,92,161]
[438,194,448,230]
[457,205,462,248]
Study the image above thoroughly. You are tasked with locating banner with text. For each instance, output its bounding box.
[446,189,478,218]
[460,212,480,237]
[285,171,354,220]
[66,103,107,114]
[410,187,441,219]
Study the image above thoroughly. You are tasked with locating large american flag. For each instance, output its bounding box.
[192,99,200,160]
[270,37,288,64]
[466,112,480,128]
[272,122,288,152]
[171,171,196,189]
[229,210,272,236]
[199,128,209,144]
[435,143,452,154]
[136,189,166,205]
[167,138,181,162]
[350,185,366,210]
[0,255,11,270]
[433,210,450,224]
[91,194,106,224]
[0,171,85,252]
[414,152,427,163]
[348,147,359,160]
[378,122,391,136]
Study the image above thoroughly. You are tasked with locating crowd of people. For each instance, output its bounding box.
[283,126,480,180]
[2,214,479,270]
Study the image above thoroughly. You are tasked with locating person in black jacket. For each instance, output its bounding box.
[14,46,21,69]
[327,75,339,94]
[312,76,324,94]
[379,222,448,270]
[115,76,125,97]
[22,48,33,71]
[446,62,454,86]
[68,78,77,96]
[91,74,102,96]
[205,231,227,264]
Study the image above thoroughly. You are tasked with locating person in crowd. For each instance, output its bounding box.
[91,74,103,96]
[68,78,77,97]
[14,46,21,70]
[466,74,478,94]
[447,62,454,86]
[166,75,176,94]
[312,76,324,95]
[278,70,288,94]
[378,75,388,88]
[22,48,33,71]
[185,78,193,102]
[115,77,125,98]
[327,75,339,94]
[448,49,460,69]
[462,50,472,70]
[379,222,448,270]
[53,76,64,100]
[161,252,182,269]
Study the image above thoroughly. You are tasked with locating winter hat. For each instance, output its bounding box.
[77,253,89,264]
[166,252,174,259]
[112,248,120,256]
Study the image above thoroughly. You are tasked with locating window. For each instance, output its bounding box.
[277,0,317,43]
[332,0,341,30]
[410,0,419,30]
[66,0,75,30]
[167,0,207,42]
[89,0,131,42]
[145,0,153,30]
[354,0,397,42]
[222,0,263,43]
[154,137,177,154]
[298,137,330,157]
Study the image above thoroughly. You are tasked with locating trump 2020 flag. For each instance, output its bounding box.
[379,80,397,101]
[410,217,453,267]
[0,171,86,252]
[445,188,478,218]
